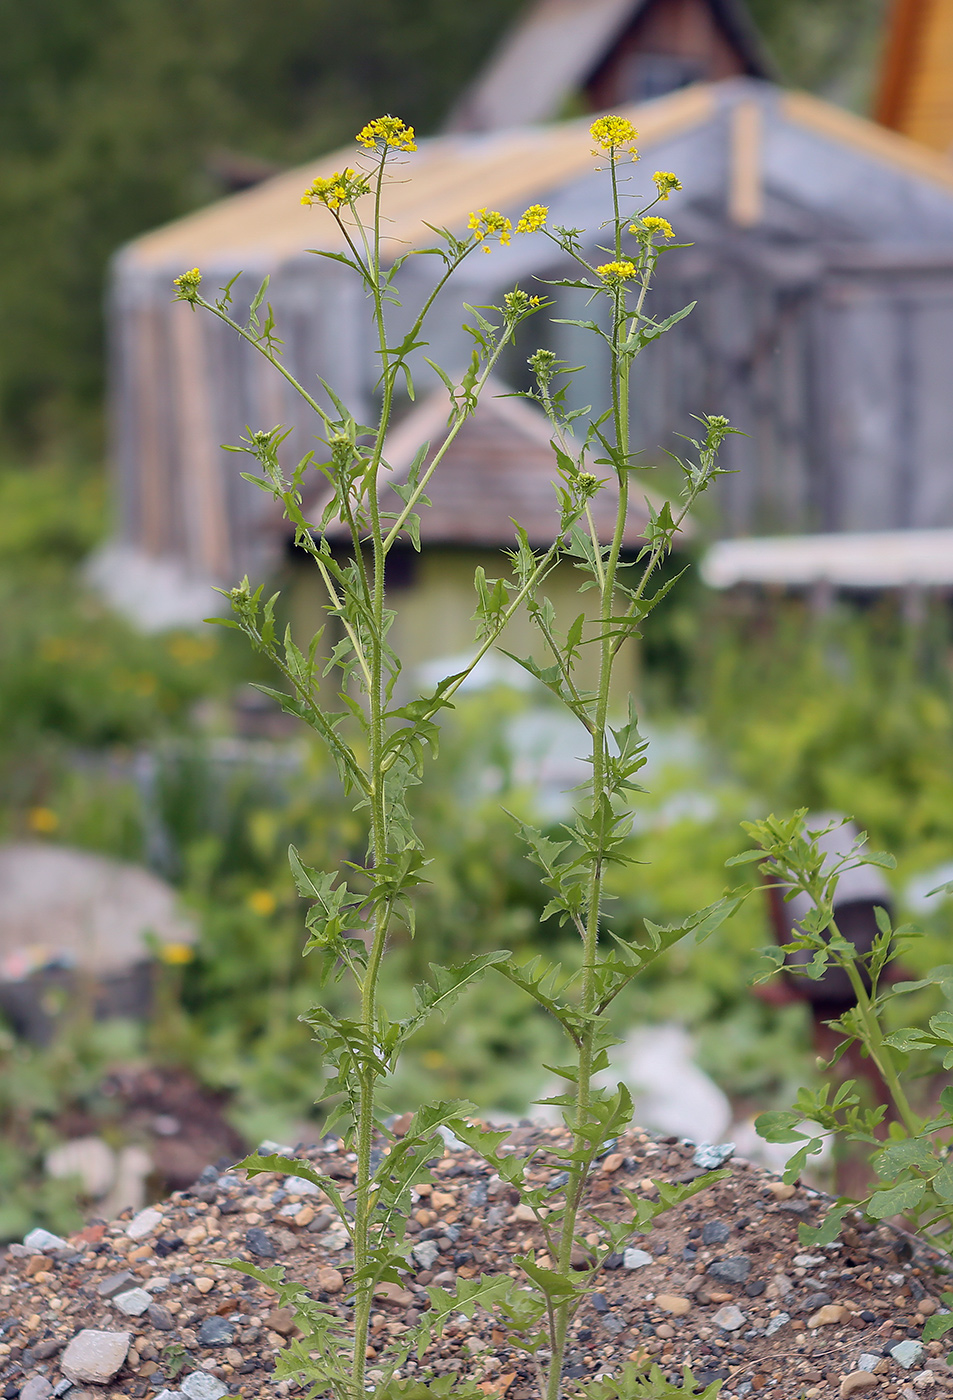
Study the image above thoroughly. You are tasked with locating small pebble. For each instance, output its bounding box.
[702,1221,730,1245]
[623,1248,652,1270]
[245,1227,277,1259]
[840,1373,880,1398]
[180,1375,230,1400]
[707,1256,751,1284]
[712,1305,746,1332]
[693,1143,735,1170]
[197,1317,234,1347]
[112,1287,153,1317]
[126,1206,163,1240]
[891,1342,927,1370]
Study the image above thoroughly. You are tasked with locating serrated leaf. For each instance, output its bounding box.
[867,1178,926,1218]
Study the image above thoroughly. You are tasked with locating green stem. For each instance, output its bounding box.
[546,209,632,1400]
[834,922,921,1138]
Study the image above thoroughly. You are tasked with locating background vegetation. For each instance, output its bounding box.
[0,0,942,1236]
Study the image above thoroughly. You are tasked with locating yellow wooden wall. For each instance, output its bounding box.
[878,0,953,154]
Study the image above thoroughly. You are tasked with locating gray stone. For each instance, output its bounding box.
[112,1286,152,1316]
[702,1220,730,1245]
[20,1379,54,1400]
[147,1303,175,1331]
[52,1384,73,1399]
[764,1313,790,1336]
[623,1248,653,1270]
[61,1329,131,1384]
[153,1392,182,1400]
[245,1227,276,1259]
[858,1355,883,1372]
[32,1339,65,1360]
[126,1206,163,1240]
[197,1317,234,1347]
[692,1142,735,1170]
[97,1270,137,1299]
[180,1373,230,1400]
[707,1256,751,1284]
[712,1305,746,1332]
[23,1227,68,1253]
[284,1176,320,1195]
[412,1240,440,1270]
[891,1341,926,1370]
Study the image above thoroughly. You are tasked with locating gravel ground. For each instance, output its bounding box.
[2,1124,952,1400]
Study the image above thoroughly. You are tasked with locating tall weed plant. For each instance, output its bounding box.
[176,113,738,1400]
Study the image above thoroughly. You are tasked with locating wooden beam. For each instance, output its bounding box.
[729,98,762,226]
[876,0,931,129]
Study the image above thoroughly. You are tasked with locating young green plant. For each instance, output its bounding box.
[175,112,740,1400]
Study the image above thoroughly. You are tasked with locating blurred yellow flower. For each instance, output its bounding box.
[248,889,277,916]
[173,268,202,301]
[27,807,59,834]
[355,116,416,153]
[160,943,194,966]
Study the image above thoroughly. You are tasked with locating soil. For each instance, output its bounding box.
[2,1123,951,1400]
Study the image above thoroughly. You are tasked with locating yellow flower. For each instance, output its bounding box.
[636,216,675,239]
[503,289,542,318]
[27,806,59,834]
[467,208,512,252]
[301,168,370,211]
[590,115,639,160]
[247,889,277,916]
[159,942,194,966]
[516,204,548,233]
[172,268,202,301]
[653,171,682,201]
[355,115,416,153]
[596,260,637,282]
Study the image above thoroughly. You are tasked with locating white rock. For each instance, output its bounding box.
[623,1248,653,1270]
[45,1136,116,1199]
[0,843,195,977]
[284,1176,320,1195]
[180,1373,230,1400]
[794,1254,825,1268]
[20,1379,54,1400]
[913,1373,937,1389]
[412,1240,440,1270]
[101,1143,152,1219]
[152,1392,182,1400]
[595,1025,731,1142]
[61,1329,131,1384]
[712,1305,746,1332]
[113,1287,152,1316]
[126,1206,163,1240]
[765,1313,790,1336]
[891,1342,927,1370]
[23,1227,67,1253]
[858,1355,883,1372]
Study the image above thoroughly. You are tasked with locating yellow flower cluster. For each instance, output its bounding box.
[516,204,548,233]
[468,208,512,251]
[172,267,202,299]
[503,289,542,318]
[355,115,417,152]
[301,168,370,210]
[653,171,682,200]
[590,115,639,159]
[638,215,674,239]
[159,942,194,966]
[596,260,637,282]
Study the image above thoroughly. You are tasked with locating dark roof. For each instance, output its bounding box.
[446,0,770,134]
[315,384,657,552]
